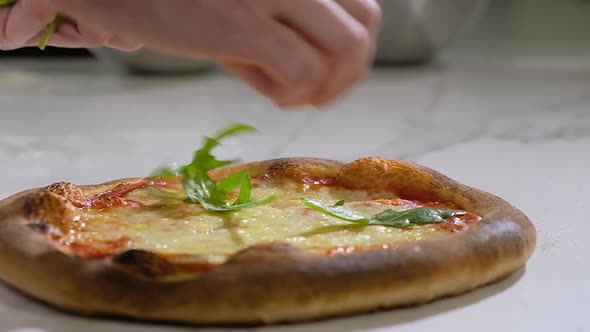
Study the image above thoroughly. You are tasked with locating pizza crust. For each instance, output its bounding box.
[0,158,536,325]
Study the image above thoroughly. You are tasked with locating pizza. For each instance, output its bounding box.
[0,126,536,326]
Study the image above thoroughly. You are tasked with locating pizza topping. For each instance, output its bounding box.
[153,123,276,212]
[47,180,481,269]
[93,182,152,201]
[301,198,467,228]
[28,125,482,272]
[441,213,481,232]
[90,196,145,210]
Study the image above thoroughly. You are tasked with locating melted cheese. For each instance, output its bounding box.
[61,182,454,264]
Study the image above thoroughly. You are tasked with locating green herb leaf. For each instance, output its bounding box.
[217,170,249,197]
[301,198,466,228]
[151,166,179,178]
[153,123,275,212]
[0,0,17,7]
[301,199,368,224]
[233,172,254,206]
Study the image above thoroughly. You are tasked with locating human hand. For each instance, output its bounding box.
[0,0,141,51]
[4,0,381,108]
[49,0,381,108]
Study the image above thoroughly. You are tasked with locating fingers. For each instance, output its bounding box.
[223,0,380,108]
[214,10,327,108]
[275,0,365,54]
[41,0,143,50]
[25,19,142,51]
[272,0,366,107]
[250,24,327,108]
[23,0,381,109]
[335,0,382,38]
[221,62,277,100]
[47,0,199,52]
[219,33,326,108]
[0,0,55,50]
[309,0,381,107]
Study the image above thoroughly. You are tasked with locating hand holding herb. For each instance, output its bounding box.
[1,0,379,109]
[0,1,140,51]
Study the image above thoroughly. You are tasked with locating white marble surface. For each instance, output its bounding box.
[1,21,590,331]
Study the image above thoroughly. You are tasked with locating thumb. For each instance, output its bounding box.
[1,0,56,49]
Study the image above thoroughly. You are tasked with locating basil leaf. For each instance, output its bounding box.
[233,172,253,206]
[301,198,466,229]
[152,166,179,178]
[227,194,277,211]
[217,171,249,197]
[215,123,258,141]
[153,123,275,212]
[369,208,465,227]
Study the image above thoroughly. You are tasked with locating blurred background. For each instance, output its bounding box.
[1,0,588,73]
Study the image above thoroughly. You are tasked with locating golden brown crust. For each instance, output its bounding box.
[0,157,536,325]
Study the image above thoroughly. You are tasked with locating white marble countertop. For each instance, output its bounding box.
[1,14,590,330]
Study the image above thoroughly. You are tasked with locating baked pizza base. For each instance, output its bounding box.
[0,158,536,325]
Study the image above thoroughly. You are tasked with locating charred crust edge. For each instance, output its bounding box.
[22,190,77,233]
[45,182,86,203]
[112,249,179,279]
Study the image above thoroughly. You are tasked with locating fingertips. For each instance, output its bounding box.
[231,23,328,108]
[309,0,381,107]
[269,0,378,108]
[335,0,382,38]
[105,35,143,52]
[221,62,278,100]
